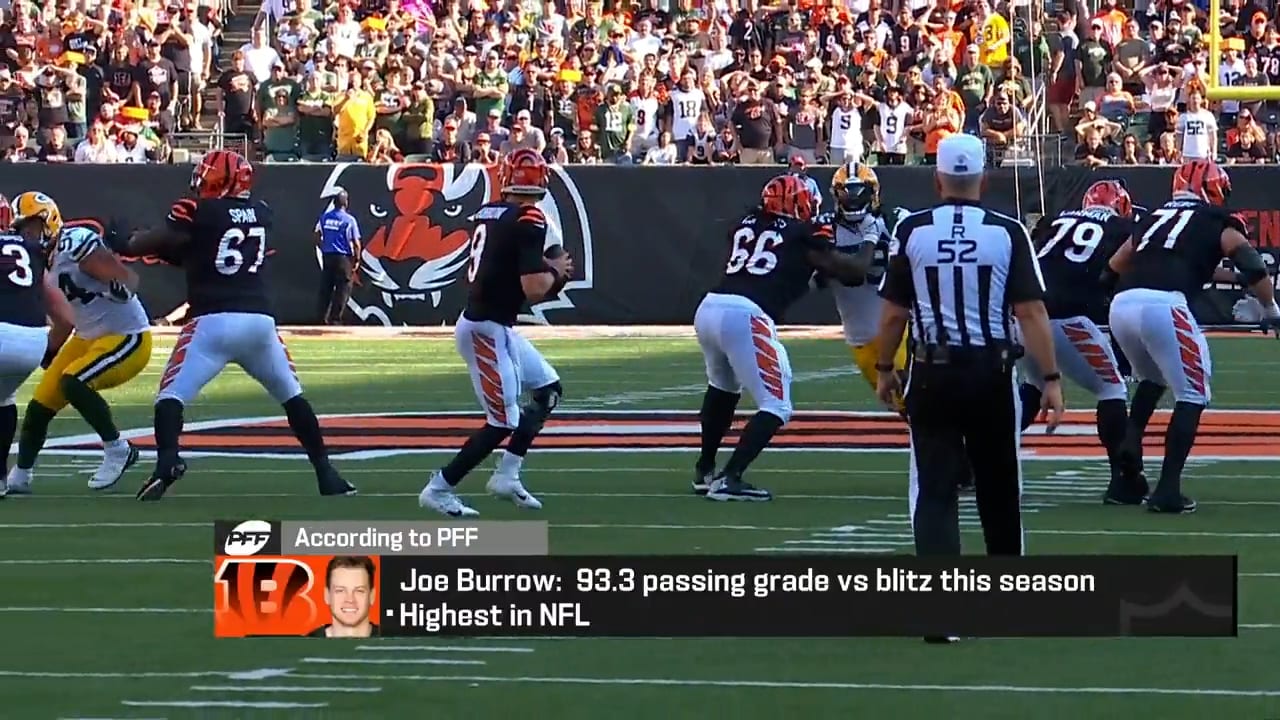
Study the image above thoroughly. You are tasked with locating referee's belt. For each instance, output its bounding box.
[911,342,1023,369]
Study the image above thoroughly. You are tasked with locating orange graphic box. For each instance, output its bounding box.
[213,554,382,638]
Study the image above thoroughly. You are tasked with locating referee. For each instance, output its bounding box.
[315,191,362,325]
[873,134,1064,562]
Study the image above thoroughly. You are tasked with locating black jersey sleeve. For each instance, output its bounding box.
[514,205,551,276]
[166,198,199,235]
[1004,214,1046,304]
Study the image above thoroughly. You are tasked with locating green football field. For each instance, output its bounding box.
[3,332,1279,720]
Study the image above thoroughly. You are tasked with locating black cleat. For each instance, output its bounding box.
[136,459,187,502]
[692,469,715,496]
[705,475,773,502]
[1145,493,1197,514]
[318,468,358,496]
[1103,490,1146,506]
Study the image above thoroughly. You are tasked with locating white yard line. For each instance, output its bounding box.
[300,657,485,666]
[122,701,326,709]
[355,645,534,653]
[283,672,1280,697]
[188,685,380,694]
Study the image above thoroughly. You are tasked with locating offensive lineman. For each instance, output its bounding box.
[1107,159,1280,513]
[692,174,870,501]
[823,162,911,412]
[1018,180,1148,504]
[0,193,75,496]
[127,149,357,501]
[418,148,572,518]
[6,218,152,494]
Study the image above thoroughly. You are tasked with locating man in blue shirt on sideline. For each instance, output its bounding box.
[314,191,362,325]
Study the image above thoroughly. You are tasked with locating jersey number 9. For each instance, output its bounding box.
[726,228,782,276]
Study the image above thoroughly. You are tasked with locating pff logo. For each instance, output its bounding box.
[217,519,280,556]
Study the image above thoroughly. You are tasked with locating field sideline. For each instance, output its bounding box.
[2,330,1277,720]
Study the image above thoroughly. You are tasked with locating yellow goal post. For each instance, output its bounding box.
[1207,0,1280,101]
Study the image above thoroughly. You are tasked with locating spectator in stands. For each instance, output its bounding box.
[240,27,280,83]
[980,91,1025,165]
[334,77,376,161]
[923,98,960,165]
[3,124,36,162]
[145,91,177,136]
[686,115,715,164]
[1047,10,1080,135]
[1152,130,1183,164]
[645,130,678,164]
[74,122,118,163]
[570,130,603,163]
[998,59,1033,114]
[713,122,740,164]
[955,44,994,133]
[1075,126,1114,167]
[1077,20,1112,108]
[437,97,477,145]
[431,118,471,162]
[297,74,334,161]
[262,88,299,161]
[732,81,779,164]
[1177,88,1219,160]
[1227,109,1269,154]
[474,132,501,163]
[1118,133,1148,164]
[1140,64,1182,145]
[592,86,632,162]
[1227,123,1270,163]
[543,129,568,163]
[37,125,73,162]
[1113,19,1149,96]
[1098,73,1138,125]
[368,128,402,163]
[133,40,179,114]
[114,126,155,163]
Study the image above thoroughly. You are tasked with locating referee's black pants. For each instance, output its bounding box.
[319,254,355,325]
[905,351,1023,557]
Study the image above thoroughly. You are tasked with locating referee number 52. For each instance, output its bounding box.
[937,238,978,263]
[577,567,637,593]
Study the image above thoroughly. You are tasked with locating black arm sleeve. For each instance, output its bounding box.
[877,214,919,309]
[514,216,551,276]
[1004,216,1046,304]
[1229,242,1270,286]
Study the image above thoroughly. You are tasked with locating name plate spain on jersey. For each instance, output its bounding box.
[212,521,1236,638]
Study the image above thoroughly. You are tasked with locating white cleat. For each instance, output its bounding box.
[89,442,139,491]
[4,467,32,496]
[418,473,479,518]
[486,472,543,510]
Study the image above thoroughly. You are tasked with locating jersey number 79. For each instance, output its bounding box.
[1038,217,1104,263]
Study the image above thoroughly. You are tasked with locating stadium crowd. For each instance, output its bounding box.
[0,0,1277,165]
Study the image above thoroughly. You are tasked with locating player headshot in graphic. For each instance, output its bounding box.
[307,555,381,638]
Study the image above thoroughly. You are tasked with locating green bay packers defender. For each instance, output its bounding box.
[6,199,150,494]
[822,163,910,412]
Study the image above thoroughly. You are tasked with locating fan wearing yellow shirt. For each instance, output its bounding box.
[970,1,1010,77]
[334,75,377,161]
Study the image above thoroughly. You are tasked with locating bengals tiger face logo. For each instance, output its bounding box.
[214,558,319,637]
[315,162,595,326]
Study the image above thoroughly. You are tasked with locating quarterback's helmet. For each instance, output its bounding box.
[500,147,550,197]
[1081,179,1133,217]
[831,162,880,222]
[1172,159,1231,207]
[11,191,63,244]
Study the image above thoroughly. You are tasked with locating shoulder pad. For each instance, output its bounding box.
[58,225,104,263]
[167,198,198,226]
[515,205,547,228]
[1226,211,1249,236]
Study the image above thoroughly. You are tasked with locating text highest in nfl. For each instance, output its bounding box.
[391,602,590,634]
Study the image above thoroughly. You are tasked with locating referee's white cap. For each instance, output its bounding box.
[936,134,986,177]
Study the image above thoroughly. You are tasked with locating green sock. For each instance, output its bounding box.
[60,376,120,443]
[16,401,57,469]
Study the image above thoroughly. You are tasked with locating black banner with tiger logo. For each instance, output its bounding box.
[0,163,1272,327]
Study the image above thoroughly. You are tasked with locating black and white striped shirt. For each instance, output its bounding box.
[878,200,1045,347]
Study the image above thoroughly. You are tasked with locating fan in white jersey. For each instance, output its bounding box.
[668,69,705,159]
[822,162,910,412]
[6,221,152,495]
[876,86,912,165]
[629,74,661,156]
[1176,88,1218,160]
[828,90,866,165]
